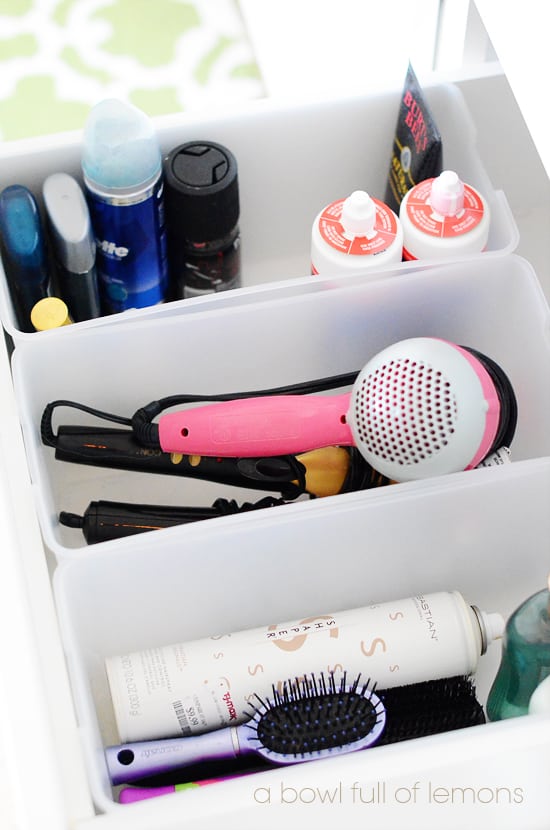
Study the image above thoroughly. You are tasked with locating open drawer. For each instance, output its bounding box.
[1,78,550,830]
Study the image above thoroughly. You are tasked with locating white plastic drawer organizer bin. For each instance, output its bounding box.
[3,81,550,830]
[0,82,517,342]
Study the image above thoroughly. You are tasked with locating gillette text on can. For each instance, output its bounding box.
[87,175,168,313]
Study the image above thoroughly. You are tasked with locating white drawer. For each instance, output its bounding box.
[2,74,550,830]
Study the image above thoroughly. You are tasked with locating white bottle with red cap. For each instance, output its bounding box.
[311,190,403,275]
[399,169,490,261]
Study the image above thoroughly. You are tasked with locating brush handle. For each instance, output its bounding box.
[106,727,248,785]
[158,393,353,456]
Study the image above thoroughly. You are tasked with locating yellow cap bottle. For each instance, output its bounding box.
[30,297,72,331]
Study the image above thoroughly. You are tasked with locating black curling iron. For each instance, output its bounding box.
[50,424,309,499]
[58,451,392,545]
[59,462,390,545]
[45,424,383,500]
[41,367,388,501]
[59,496,289,544]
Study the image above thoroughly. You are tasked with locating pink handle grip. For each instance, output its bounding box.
[158,393,353,456]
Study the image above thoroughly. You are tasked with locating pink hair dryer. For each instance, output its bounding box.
[157,338,517,483]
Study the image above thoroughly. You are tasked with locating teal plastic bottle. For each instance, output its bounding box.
[487,583,550,720]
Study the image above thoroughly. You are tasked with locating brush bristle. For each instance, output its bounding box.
[243,673,482,764]
[378,675,485,744]
[247,672,383,758]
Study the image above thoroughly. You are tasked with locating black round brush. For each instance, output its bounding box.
[378,675,485,744]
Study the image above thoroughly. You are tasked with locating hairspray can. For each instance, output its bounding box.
[311,190,403,276]
[81,99,168,313]
[399,170,490,261]
[105,590,503,741]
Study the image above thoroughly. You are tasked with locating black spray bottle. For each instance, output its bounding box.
[163,140,241,298]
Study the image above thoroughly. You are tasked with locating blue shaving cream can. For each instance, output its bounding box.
[85,175,168,313]
[82,98,169,314]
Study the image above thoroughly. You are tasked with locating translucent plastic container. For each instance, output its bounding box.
[0,82,518,345]
[11,253,550,560]
[53,455,550,819]
[2,80,550,830]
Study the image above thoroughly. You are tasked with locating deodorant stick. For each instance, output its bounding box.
[311,190,403,275]
[399,170,490,260]
[105,590,504,741]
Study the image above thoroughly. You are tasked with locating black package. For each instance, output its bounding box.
[384,63,443,214]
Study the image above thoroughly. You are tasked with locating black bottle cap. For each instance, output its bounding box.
[164,141,239,241]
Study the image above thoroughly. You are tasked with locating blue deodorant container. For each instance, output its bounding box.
[0,185,49,332]
[81,99,168,313]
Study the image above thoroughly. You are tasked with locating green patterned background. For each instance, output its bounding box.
[0,0,264,141]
